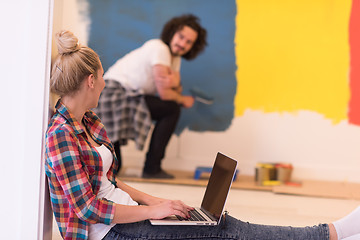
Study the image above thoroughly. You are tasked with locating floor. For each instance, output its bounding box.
[52,181,360,239]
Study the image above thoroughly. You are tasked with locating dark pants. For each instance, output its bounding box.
[113,141,122,171]
[143,95,181,174]
[113,96,181,173]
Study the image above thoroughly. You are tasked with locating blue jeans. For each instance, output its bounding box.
[102,214,329,240]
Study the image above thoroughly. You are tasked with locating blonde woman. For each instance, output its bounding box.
[46,30,348,240]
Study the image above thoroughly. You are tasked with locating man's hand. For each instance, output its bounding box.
[181,96,195,108]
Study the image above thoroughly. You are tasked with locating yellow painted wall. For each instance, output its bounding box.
[235,0,351,123]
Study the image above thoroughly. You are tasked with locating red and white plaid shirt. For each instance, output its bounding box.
[45,100,118,239]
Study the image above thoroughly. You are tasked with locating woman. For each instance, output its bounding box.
[46,30,349,240]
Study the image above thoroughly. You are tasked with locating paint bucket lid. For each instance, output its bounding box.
[275,163,293,169]
[256,163,276,168]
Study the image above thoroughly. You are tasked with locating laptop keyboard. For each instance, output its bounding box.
[176,209,207,221]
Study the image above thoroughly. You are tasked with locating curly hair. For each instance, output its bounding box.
[161,14,207,60]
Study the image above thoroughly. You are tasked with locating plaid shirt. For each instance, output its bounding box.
[45,100,117,240]
[94,80,152,150]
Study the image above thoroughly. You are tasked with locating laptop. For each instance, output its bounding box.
[150,152,238,226]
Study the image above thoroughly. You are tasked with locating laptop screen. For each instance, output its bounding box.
[200,152,237,220]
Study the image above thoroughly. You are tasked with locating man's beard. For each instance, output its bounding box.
[171,44,185,56]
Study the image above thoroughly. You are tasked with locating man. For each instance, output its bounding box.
[95,14,207,179]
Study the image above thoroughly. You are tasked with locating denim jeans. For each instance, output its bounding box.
[102,214,329,240]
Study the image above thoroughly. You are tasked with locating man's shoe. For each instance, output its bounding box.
[142,169,175,179]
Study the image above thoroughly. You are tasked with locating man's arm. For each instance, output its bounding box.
[152,64,194,108]
[153,64,180,89]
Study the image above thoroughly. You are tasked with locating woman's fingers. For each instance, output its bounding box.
[172,200,191,218]
[150,199,193,219]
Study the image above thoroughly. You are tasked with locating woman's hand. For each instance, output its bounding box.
[148,200,194,220]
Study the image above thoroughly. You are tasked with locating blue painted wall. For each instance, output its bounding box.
[86,0,237,133]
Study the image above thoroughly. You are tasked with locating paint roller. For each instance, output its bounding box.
[189,87,214,105]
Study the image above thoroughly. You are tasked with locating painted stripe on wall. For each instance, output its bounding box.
[348,0,360,125]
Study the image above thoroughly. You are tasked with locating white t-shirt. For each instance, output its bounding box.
[88,145,138,240]
[104,39,181,95]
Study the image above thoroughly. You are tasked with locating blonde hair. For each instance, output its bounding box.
[50,30,100,96]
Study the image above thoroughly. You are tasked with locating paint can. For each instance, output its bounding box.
[255,163,276,185]
[275,163,293,183]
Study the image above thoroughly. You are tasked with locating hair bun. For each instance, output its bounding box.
[56,30,81,55]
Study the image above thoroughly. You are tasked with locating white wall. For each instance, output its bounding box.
[55,0,360,184]
[123,111,360,183]
[0,1,53,239]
